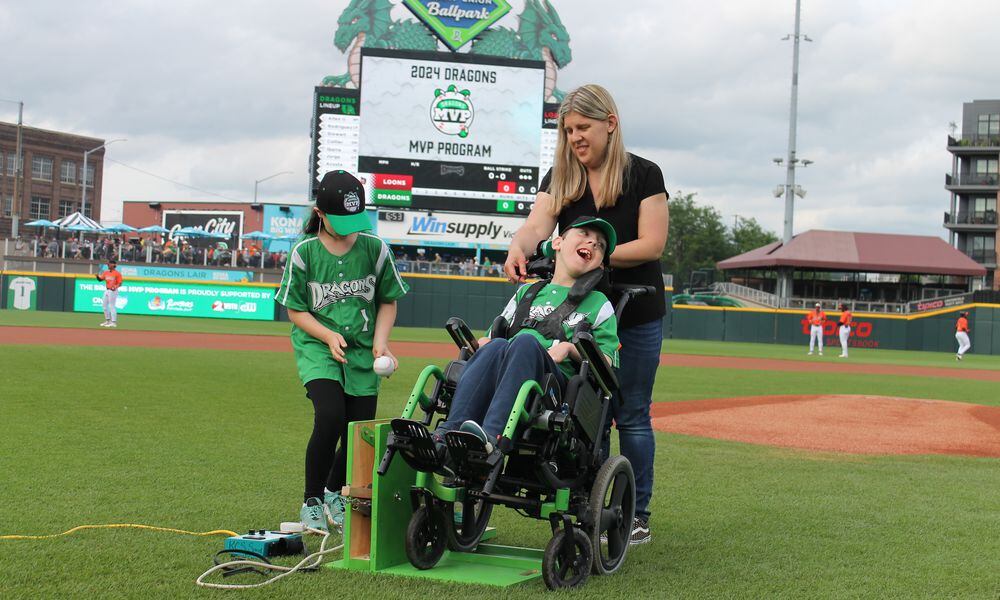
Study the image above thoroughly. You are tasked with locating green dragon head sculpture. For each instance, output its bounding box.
[334,0,393,51]
[520,0,571,68]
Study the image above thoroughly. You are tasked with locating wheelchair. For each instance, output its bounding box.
[377,253,656,590]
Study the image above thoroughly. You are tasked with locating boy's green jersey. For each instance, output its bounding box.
[493,282,619,378]
[275,232,409,395]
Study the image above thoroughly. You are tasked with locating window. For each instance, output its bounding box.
[58,199,76,218]
[7,152,20,176]
[2,194,12,218]
[974,159,998,175]
[85,164,95,188]
[60,160,76,184]
[978,113,1000,136]
[31,156,53,181]
[29,196,50,220]
[83,203,93,218]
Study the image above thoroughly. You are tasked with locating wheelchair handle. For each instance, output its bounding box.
[445,317,479,354]
[612,285,659,320]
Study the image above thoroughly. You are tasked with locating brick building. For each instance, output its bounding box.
[0,121,105,238]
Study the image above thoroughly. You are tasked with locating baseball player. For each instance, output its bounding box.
[955,311,971,360]
[837,303,852,358]
[96,259,123,328]
[807,302,826,355]
[275,170,409,532]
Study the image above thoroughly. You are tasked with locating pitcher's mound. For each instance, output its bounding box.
[650,395,1000,457]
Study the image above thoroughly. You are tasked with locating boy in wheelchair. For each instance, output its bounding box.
[432,216,619,456]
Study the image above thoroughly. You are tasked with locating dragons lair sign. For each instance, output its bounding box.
[403,1,512,51]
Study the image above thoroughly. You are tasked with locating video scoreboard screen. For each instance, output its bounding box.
[311,48,554,217]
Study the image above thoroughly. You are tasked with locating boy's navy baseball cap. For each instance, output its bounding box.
[315,170,371,235]
[543,216,617,264]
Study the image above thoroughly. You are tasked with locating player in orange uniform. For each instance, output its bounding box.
[807,302,826,355]
[955,311,971,360]
[96,258,124,328]
[837,303,853,358]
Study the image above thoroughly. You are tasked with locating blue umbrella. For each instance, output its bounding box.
[25,219,58,228]
[241,231,273,240]
[138,225,170,234]
[276,233,301,241]
[65,223,101,232]
[102,223,138,233]
[174,227,213,238]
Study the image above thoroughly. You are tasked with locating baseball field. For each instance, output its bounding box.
[1,309,998,599]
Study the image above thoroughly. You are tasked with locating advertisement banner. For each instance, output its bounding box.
[262,205,311,252]
[73,280,274,321]
[376,209,524,249]
[402,0,511,51]
[108,264,253,283]
[7,276,37,310]
[907,293,973,313]
[163,210,244,244]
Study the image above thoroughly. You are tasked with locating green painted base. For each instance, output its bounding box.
[328,543,543,587]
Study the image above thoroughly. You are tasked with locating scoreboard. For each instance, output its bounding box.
[311,48,558,219]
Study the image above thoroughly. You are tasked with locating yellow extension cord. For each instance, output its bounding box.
[0,523,238,540]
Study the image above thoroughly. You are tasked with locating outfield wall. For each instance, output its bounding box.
[3,269,994,355]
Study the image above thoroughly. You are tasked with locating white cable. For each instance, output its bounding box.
[195,526,343,590]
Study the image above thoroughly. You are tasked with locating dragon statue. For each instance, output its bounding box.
[470,0,572,102]
[322,0,573,102]
[322,0,438,87]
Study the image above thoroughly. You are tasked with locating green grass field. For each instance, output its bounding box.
[1,311,998,599]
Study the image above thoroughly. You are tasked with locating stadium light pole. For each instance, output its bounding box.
[0,98,24,238]
[81,138,126,239]
[253,171,293,206]
[775,0,812,300]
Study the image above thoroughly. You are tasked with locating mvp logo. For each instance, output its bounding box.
[308,276,376,310]
[431,85,473,138]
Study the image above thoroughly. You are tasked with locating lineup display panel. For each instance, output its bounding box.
[358,48,545,216]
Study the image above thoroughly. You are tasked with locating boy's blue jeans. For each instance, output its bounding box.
[437,335,567,439]
[602,318,662,521]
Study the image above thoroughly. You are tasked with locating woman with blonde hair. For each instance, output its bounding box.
[504,84,669,545]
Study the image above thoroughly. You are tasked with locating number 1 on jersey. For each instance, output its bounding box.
[360,308,370,332]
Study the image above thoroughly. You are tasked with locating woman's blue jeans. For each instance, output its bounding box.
[604,318,662,520]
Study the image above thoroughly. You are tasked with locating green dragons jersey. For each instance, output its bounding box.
[275,232,409,395]
[493,283,619,378]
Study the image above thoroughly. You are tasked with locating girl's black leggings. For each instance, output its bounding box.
[303,379,376,503]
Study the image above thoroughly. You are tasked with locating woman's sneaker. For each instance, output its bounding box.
[299,497,328,532]
[630,518,651,545]
[323,491,346,527]
[459,420,494,454]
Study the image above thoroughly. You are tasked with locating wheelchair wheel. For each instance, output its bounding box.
[542,527,592,589]
[447,497,493,552]
[587,455,636,575]
[405,505,447,570]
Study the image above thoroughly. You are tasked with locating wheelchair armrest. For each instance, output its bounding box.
[490,315,510,340]
[572,331,619,396]
[445,317,480,354]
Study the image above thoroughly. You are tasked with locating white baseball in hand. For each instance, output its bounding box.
[373,356,396,377]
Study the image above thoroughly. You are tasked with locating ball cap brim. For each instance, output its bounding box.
[543,216,617,262]
[323,212,371,236]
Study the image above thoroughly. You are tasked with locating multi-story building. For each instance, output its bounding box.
[0,121,105,238]
[945,99,1000,289]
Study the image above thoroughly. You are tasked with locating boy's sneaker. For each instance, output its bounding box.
[323,491,346,527]
[299,497,328,532]
[459,420,494,454]
[630,518,651,545]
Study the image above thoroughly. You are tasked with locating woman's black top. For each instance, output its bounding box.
[541,153,668,329]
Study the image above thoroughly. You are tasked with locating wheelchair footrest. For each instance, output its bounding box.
[388,418,443,473]
[444,431,501,478]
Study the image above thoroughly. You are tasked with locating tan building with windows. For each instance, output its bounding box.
[0,121,105,238]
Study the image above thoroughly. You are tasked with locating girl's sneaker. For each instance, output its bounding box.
[323,491,346,527]
[299,497,328,532]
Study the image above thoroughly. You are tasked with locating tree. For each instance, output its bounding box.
[730,216,778,256]
[661,192,730,286]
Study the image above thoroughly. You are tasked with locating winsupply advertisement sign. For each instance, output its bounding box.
[377,209,524,249]
[73,280,274,321]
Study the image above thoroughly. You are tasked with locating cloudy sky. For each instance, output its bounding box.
[3,0,999,240]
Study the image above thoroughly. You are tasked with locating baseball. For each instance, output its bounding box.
[373,356,396,377]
